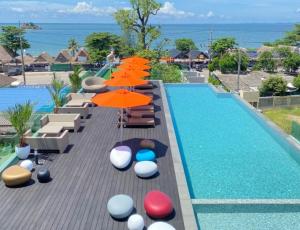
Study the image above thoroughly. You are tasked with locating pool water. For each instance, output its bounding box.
[166,84,300,199]
[0,86,70,112]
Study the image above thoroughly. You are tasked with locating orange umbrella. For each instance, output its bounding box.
[118,63,151,71]
[111,70,150,81]
[122,56,150,65]
[106,73,148,87]
[92,89,151,142]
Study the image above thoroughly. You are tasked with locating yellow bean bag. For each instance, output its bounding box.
[2,165,32,187]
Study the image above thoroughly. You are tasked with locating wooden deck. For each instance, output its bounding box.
[0,83,185,230]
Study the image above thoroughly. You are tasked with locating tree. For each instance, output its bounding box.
[283,53,300,73]
[293,74,300,89]
[85,32,123,63]
[151,63,181,83]
[47,79,66,113]
[114,0,161,50]
[0,25,30,56]
[255,51,277,72]
[69,66,82,93]
[259,75,287,96]
[211,37,236,57]
[218,52,249,74]
[175,38,197,52]
[267,24,300,46]
[6,102,33,147]
[68,38,79,57]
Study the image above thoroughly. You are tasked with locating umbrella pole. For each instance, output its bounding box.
[120,108,123,144]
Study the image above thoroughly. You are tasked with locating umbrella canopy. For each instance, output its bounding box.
[122,56,150,65]
[111,70,150,79]
[118,63,151,71]
[92,89,151,108]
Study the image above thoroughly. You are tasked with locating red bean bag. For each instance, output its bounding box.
[144,190,174,218]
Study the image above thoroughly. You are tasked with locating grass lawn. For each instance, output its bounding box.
[263,107,300,134]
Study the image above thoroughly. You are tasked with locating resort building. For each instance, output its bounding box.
[0,45,13,72]
[55,50,73,63]
[74,48,90,63]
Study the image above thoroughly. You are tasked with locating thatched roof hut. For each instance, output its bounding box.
[16,55,35,65]
[0,45,13,64]
[55,50,73,63]
[34,52,54,64]
[74,48,90,63]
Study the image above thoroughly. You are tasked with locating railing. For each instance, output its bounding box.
[258,95,300,109]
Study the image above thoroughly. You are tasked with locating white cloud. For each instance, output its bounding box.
[207,11,214,17]
[159,2,195,17]
[60,1,116,16]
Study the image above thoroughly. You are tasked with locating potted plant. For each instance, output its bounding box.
[69,66,83,93]
[6,102,33,159]
[47,79,66,113]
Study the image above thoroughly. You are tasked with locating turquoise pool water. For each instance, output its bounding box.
[166,84,300,199]
[0,86,70,112]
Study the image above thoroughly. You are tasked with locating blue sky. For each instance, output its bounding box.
[0,0,299,23]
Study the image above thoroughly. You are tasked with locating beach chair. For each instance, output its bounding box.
[118,116,155,128]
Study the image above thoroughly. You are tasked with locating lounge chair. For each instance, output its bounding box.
[56,103,89,119]
[130,105,154,111]
[118,116,155,128]
[134,82,154,90]
[66,93,96,106]
[134,89,154,94]
[40,114,81,132]
[81,77,107,93]
[24,130,69,153]
[124,109,154,118]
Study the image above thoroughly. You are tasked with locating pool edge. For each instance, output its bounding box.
[159,80,198,230]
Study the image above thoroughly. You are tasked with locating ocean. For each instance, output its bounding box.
[0,23,295,56]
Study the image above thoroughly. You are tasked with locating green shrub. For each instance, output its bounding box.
[255,51,277,72]
[283,53,300,73]
[293,75,300,89]
[151,63,181,83]
[259,75,287,96]
[208,76,221,86]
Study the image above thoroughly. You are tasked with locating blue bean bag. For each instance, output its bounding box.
[136,149,156,162]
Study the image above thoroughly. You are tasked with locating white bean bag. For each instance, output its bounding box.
[148,222,176,230]
[107,194,134,219]
[127,214,144,230]
[110,146,132,169]
[20,160,33,171]
[134,161,158,178]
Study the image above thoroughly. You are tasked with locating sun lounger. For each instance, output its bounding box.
[118,116,155,128]
[134,89,154,94]
[40,114,81,132]
[130,105,154,111]
[24,130,69,153]
[56,103,89,119]
[134,83,154,90]
[124,109,154,118]
[66,93,96,106]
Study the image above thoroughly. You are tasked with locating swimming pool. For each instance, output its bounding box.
[166,84,300,199]
[0,86,70,112]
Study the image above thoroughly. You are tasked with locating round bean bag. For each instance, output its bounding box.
[127,214,144,230]
[1,165,32,187]
[37,168,51,183]
[148,222,176,230]
[136,149,156,162]
[110,146,132,169]
[140,139,155,149]
[107,194,134,219]
[134,161,158,178]
[144,190,173,219]
[20,160,33,171]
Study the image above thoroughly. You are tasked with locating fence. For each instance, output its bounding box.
[258,95,300,109]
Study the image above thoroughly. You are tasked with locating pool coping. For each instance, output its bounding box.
[159,81,198,230]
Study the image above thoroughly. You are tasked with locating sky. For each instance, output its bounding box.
[0,0,299,24]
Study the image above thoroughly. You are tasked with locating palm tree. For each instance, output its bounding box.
[68,38,79,57]
[47,79,66,113]
[69,66,83,93]
[6,102,33,147]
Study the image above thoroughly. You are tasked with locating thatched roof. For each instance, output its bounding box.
[16,55,35,65]
[0,45,13,64]
[74,48,90,62]
[0,75,16,87]
[55,50,73,63]
[34,52,54,64]
[257,45,274,53]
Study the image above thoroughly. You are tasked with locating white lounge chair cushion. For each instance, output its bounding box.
[49,122,74,129]
[110,146,132,169]
[134,161,158,178]
[148,222,176,230]
[107,194,134,219]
